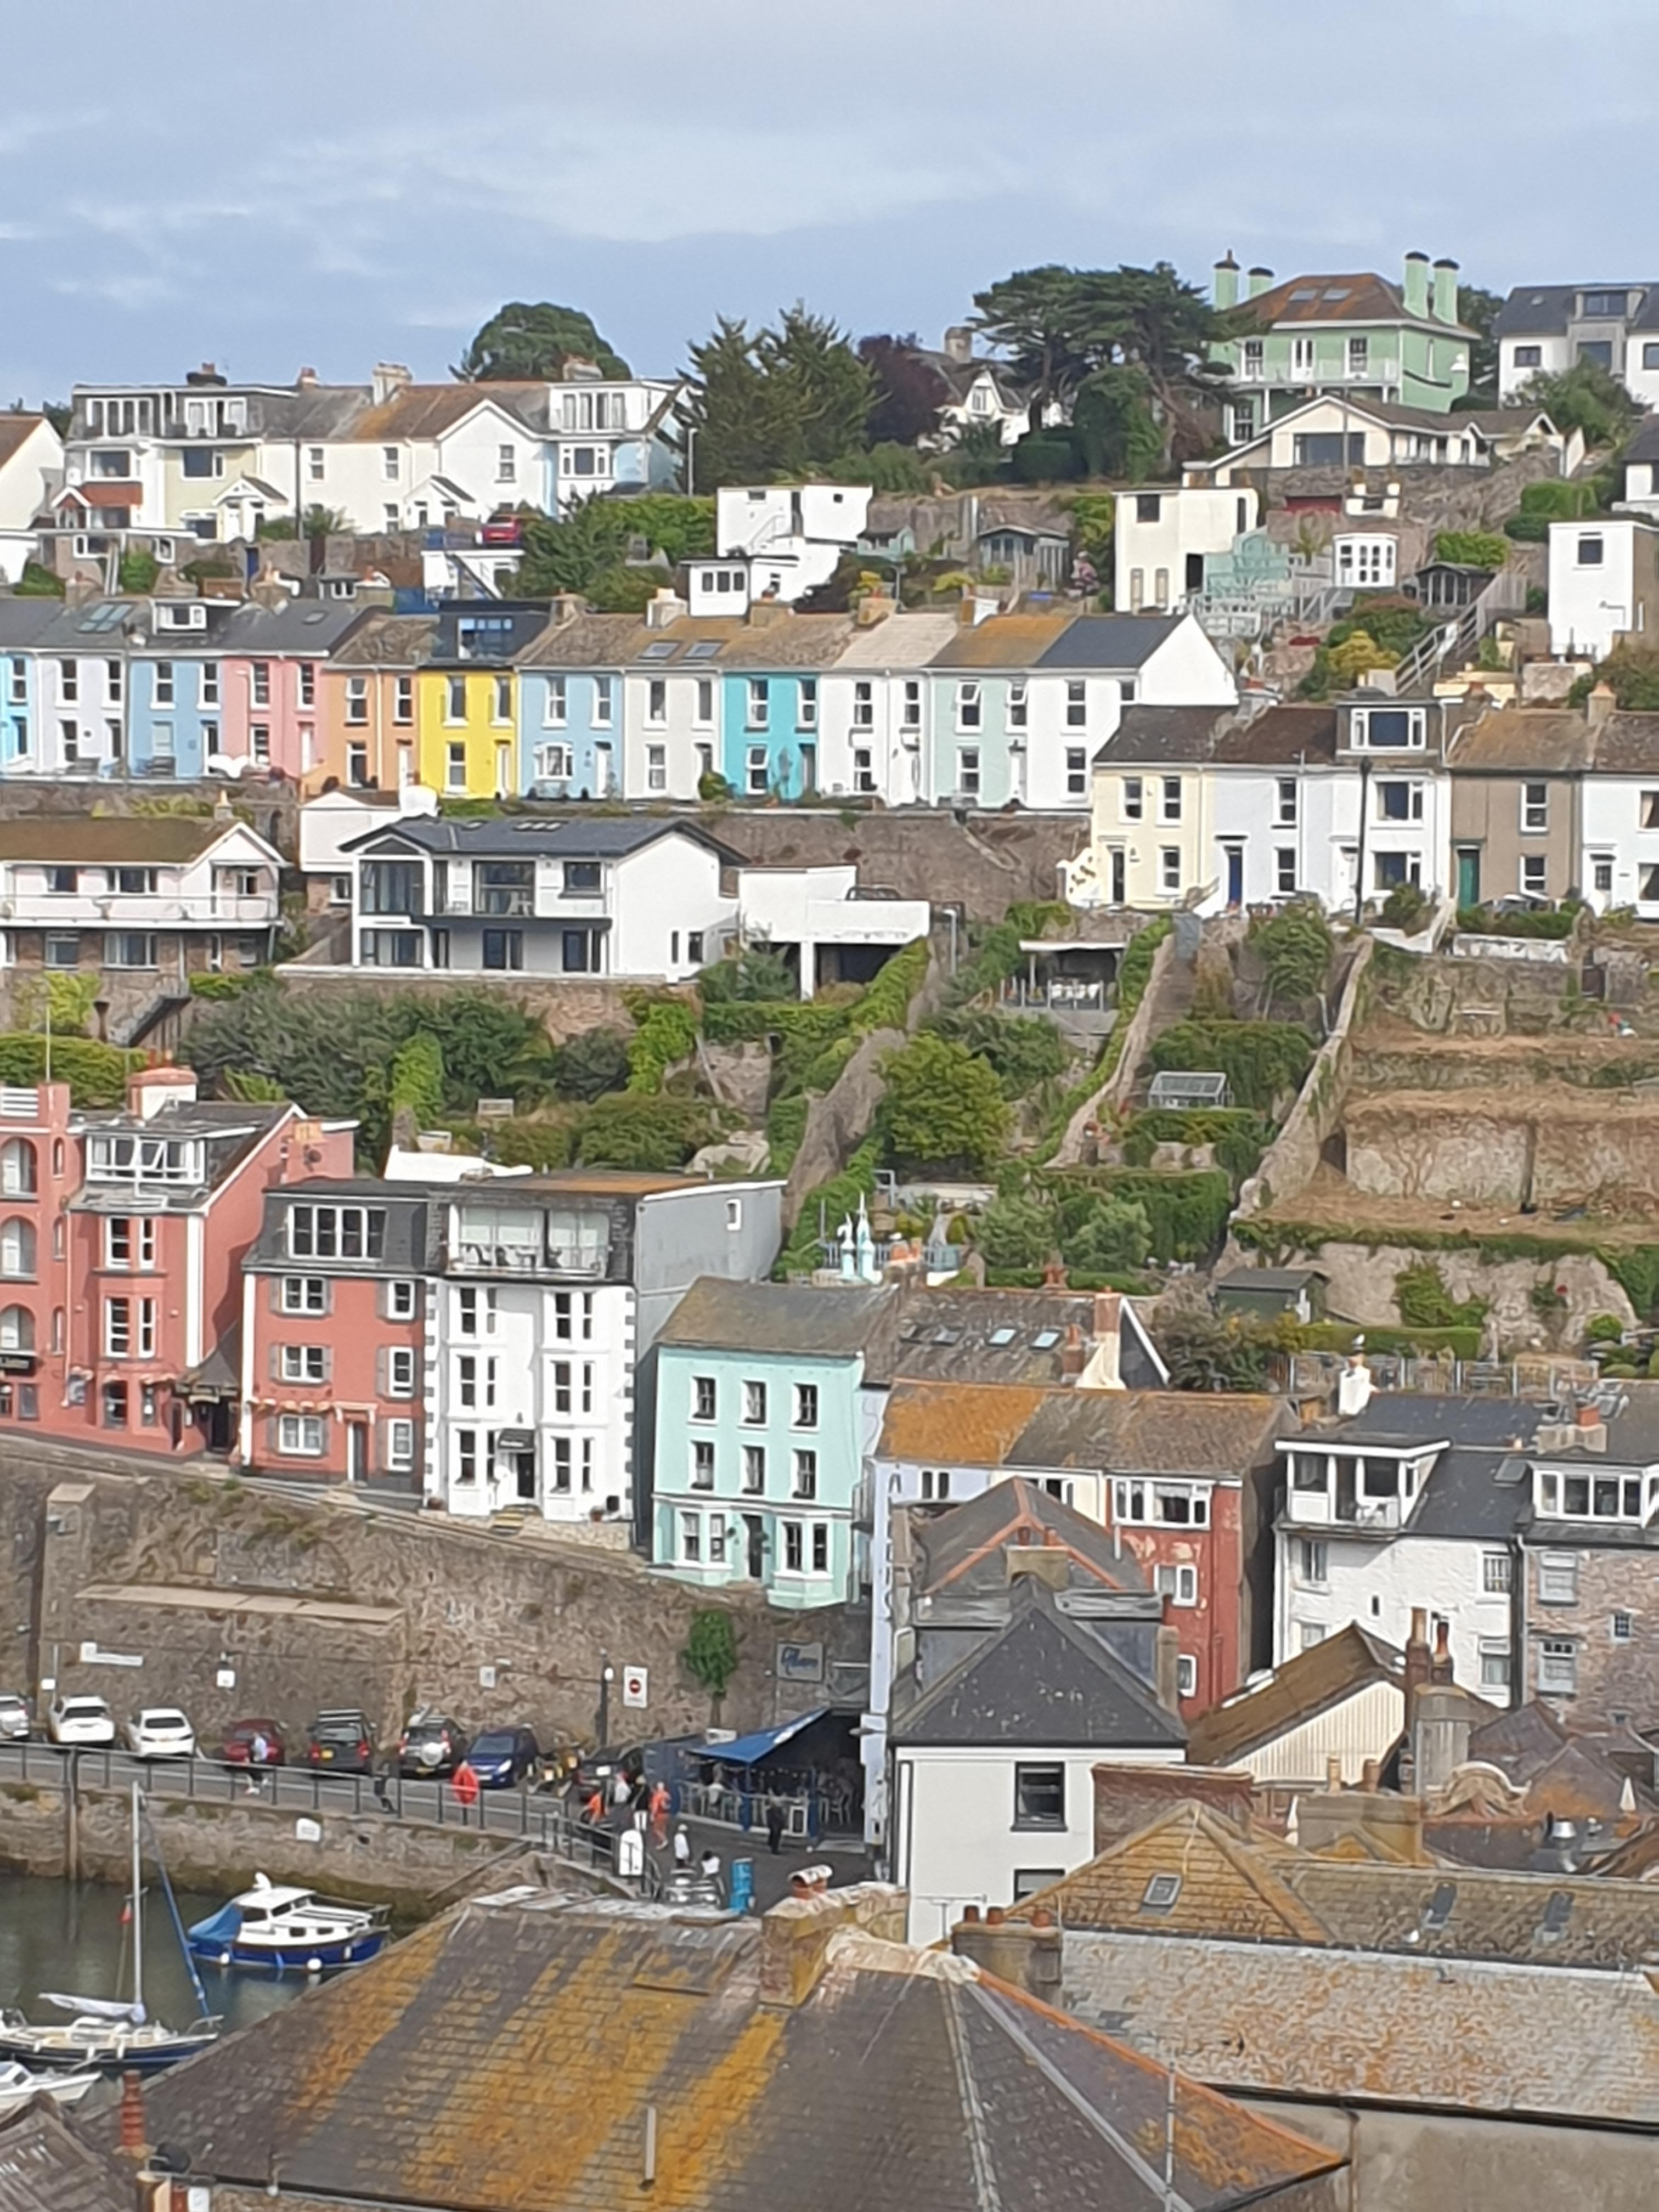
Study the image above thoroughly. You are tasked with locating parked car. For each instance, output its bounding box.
[221,1719,285,1767]
[304,1710,376,1773]
[397,1711,468,1778]
[124,1708,195,1759]
[480,514,523,547]
[572,1742,647,1801]
[47,1695,116,1747]
[0,1694,31,1742]
[465,1725,539,1788]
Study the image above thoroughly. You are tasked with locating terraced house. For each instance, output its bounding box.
[323,610,436,793]
[415,601,545,797]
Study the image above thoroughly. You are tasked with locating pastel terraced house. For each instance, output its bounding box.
[1211,251,1473,444]
[323,612,436,793]
[416,602,546,798]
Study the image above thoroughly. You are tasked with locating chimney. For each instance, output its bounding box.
[552,592,585,627]
[1587,681,1616,730]
[296,365,318,388]
[1430,1615,1454,1686]
[1413,1685,1474,1793]
[1007,1542,1071,1590]
[1246,266,1274,300]
[1059,1322,1086,1379]
[249,566,291,611]
[758,1882,906,2008]
[1336,1350,1373,1416]
[1214,252,1240,313]
[1432,257,1460,327]
[1404,1607,1432,1700]
[950,1905,1063,2000]
[371,360,413,406]
[1402,252,1431,320]
[646,588,686,630]
[943,325,974,365]
[126,1065,199,1122]
[1154,1624,1182,1714]
[1079,1291,1124,1391]
[118,2069,150,2164]
[854,592,895,629]
[747,598,787,629]
[1092,1763,1254,1854]
[1041,1254,1068,1290]
[1326,1754,1342,1793]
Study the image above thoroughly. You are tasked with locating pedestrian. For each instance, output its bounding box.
[648,1780,670,1846]
[765,1792,786,1855]
[452,1759,481,1827]
[699,1847,723,1903]
[246,1730,268,1797]
[583,1785,605,1827]
[372,1752,393,1816]
[673,1822,691,1870]
[610,1767,631,1811]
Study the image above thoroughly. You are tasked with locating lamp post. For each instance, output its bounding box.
[597,1654,615,1748]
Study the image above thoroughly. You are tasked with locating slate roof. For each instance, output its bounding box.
[0,816,244,864]
[345,814,736,864]
[1092,705,1230,766]
[1447,707,1595,773]
[1186,1626,1404,1770]
[207,600,372,656]
[1589,712,1659,774]
[831,610,961,668]
[1211,705,1338,765]
[869,1288,1132,1387]
[1292,1395,1545,1542]
[1492,281,1659,338]
[121,1889,1336,2212]
[330,610,438,668]
[1624,414,1659,465]
[1059,1927,1659,2125]
[659,1278,896,1358]
[910,1476,1148,1599]
[1008,1391,1284,1478]
[0,2098,134,2212]
[1036,614,1186,669]
[0,599,74,648]
[891,1575,1184,1749]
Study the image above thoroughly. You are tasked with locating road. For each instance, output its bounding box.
[0,1743,871,1912]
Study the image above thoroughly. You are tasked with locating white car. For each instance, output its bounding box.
[124,1708,195,1759]
[47,1695,116,1747]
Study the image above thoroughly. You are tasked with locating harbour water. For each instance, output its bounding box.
[0,1871,308,2046]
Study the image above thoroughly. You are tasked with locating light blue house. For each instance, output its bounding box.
[515,611,641,799]
[0,601,62,771]
[717,670,822,798]
[651,1278,898,1609]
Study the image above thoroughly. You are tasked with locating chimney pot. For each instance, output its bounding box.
[1042,1255,1068,1290]
[1588,682,1617,730]
[961,1904,981,1922]
[117,2069,148,2160]
[1326,1755,1342,1792]
[1029,1906,1054,1928]
[986,1906,1006,1926]
[1361,1757,1381,1790]
[1060,1322,1086,1378]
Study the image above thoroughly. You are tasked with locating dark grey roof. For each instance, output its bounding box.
[658,1278,895,1357]
[208,601,373,654]
[867,1288,1120,1387]
[1036,613,1184,669]
[249,1183,433,1272]
[892,1577,1184,1748]
[1492,283,1659,338]
[1091,705,1229,766]
[1626,416,1659,465]
[0,2098,134,2212]
[344,815,737,864]
[1300,1396,1545,1542]
[1215,1267,1327,1291]
[0,600,67,648]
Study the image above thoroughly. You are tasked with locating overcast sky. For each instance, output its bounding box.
[3,0,1654,403]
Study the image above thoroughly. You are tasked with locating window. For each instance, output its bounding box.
[955,681,982,731]
[1269,777,1299,828]
[644,678,667,729]
[1155,1562,1198,1607]
[1276,848,1297,895]
[250,724,270,766]
[1584,291,1628,318]
[1066,748,1087,797]
[853,681,874,730]
[1376,780,1424,822]
[1577,534,1604,567]
[1122,776,1143,822]
[1176,1654,1198,1699]
[694,678,714,727]
[5,660,23,707]
[387,1348,415,1398]
[344,675,369,728]
[781,1520,804,1572]
[798,678,817,729]
[1354,708,1424,749]
[445,675,467,724]
[1160,776,1182,822]
[645,744,667,794]
[1295,1538,1328,1585]
[1007,681,1026,731]
[115,868,156,896]
[288,1204,385,1260]
[744,678,769,731]
[1539,1638,1578,1694]
[490,675,511,725]
[1133,493,1162,524]
[497,443,516,483]
[1522,782,1549,833]
[742,1445,766,1494]
[792,1449,817,1500]
[456,1430,478,1486]
[105,934,156,970]
[1594,854,1615,896]
[153,662,174,709]
[690,1440,714,1490]
[0,1218,32,1279]
[1514,343,1542,369]
[793,1381,818,1429]
[386,1279,417,1321]
[59,661,78,703]
[1538,1551,1578,1604]
[1242,337,1264,380]
[1479,1548,1514,1595]
[957,747,980,798]
[387,1418,415,1470]
[853,748,875,794]
[537,743,572,781]
[455,1286,496,1338]
[1346,335,1368,377]
[1521,855,1548,898]
[280,1345,328,1384]
[1293,432,1365,467]
[1612,1610,1634,1643]
[281,1276,327,1314]
[742,1379,767,1425]
[811,1522,828,1574]
[1065,680,1086,729]
[1160,848,1182,894]
[446,743,467,792]
[482,929,523,972]
[1014,1763,1065,1829]
[1479,1639,1511,1692]
[746,744,769,797]
[105,1216,156,1270]
[920,1469,951,1501]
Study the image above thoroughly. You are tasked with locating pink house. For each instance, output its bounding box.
[215,601,370,780]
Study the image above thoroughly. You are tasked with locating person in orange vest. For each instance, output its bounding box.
[452,1759,481,1825]
[648,1779,670,1846]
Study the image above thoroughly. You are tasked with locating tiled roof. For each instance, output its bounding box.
[121,1889,1336,2211]
[878,1380,1052,1465]
[1060,1928,1659,2125]
[1020,1802,1327,1944]
[1276,1856,1659,1970]
[1590,712,1659,774]
[1008,1390,1284,1477]
[0,2098,134,2212]
[1186,1626,1404,1769]
[1448,707,1595,773]
[661,1278,896,1358]
[929,612,1079,668]
[0,816,241,863]
[911,1476,1147,1599]
[1232,270,1471,334]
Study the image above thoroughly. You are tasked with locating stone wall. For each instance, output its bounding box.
[705,806,1090,920]
[0,1451,868,1755]
[1238,936,1372,1220]
[244,967,652,1046]
[1246,1236,1634,1350]
[1523,1547,1659,1733]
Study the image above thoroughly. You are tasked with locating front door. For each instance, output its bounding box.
[1109,847,1126,904]
[594,742,613,797]
[744,1514,765,1579]
[514,1449,537,1503]
[347,1421,368,1483]
[1223,844,1245,907]
[1457,847,1481,909]
[799,743,817,794]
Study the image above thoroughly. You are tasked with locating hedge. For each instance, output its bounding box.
[0,1034,140,1106]
[1455,904,1575,939]
[1147,1018,1314,1113]
[1046,1166,1233,1264]
[765,1093,810,1177]
[1119,1107,1269,1185]
[623,994,699,1094]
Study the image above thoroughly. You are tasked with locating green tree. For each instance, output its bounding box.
[1455,284,1504,402]
[1061,1194,1152,1274]
[550,1028,632,1102]
[682,1608,741,1716]
[882,1033,1011,1176]
[857,334,950,446]
[1071,366,1162,478]
[697,946,799,1003]
[456,302,629,381]
[1076,262,1226,465]
[971,266,1095,432]
[1567,640,1659,709]
[765,304,876,465]
[976,1192,1058,1269]
[117,546,159,592]
[682,307,873,489]
[1248,902,1333,1009]
[1517,356,1639,446]
[387,1031,444,1127]
[514,493,714,599]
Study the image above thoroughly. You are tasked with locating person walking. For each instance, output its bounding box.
[648,1780,670,1846]
[764,1792,786,1855]
[583,1784,606,1827]
[673,1822,692,1871]
[611,1767,631,1813]
[245,1731,268,1797]
[452,1759,481,1828]
[699,1847,723,1904]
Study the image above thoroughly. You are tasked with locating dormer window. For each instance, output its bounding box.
[1534,1466,1651,1522]
[1351,706,1425,750]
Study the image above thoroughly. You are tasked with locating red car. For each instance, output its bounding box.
[481,515,522,547]
[221,1718,285,1766]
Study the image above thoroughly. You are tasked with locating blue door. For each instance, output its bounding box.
[1225,845,1244,906]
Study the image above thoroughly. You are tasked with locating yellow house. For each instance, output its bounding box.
[1073,740,1213,909]
[414,605,546,798]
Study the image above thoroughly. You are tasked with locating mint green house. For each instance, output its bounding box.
[650,1278,895,1609]
[1211,251,1474,443]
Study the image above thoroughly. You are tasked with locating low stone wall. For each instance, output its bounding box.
[1344,1090,1659,1210]
[1238,936,1372,1220]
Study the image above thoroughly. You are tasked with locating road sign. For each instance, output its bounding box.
[622,1665,648,1709]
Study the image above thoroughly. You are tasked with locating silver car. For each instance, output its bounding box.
[0,1695,30,1742]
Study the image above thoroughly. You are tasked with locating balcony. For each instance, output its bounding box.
[447,1238,608,1279]
[1230,359,1401,390]
[1285,1486,1403,1533]
[2,892,276,928]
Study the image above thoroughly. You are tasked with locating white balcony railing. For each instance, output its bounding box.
[0,893,275,928]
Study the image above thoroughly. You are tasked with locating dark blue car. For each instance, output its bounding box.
[466,1724,540,1787]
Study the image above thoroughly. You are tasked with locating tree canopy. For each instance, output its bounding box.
[682,306,875,488]
[514,493,714,602]
[857,334,950,447]
[456,302,630,382]
[881,1032,1011,1176]
[1455,284,1504,403]
[1516,356,1640,447]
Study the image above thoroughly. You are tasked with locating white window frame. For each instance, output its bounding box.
[278,1412,325,1457]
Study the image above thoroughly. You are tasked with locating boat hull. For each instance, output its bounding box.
[187,1928,386,1973]
[0,2025,217,2073]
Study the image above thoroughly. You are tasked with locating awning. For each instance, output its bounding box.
[704,1707,830,1767]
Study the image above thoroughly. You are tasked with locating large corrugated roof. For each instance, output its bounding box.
[1186,1625,1404,1769]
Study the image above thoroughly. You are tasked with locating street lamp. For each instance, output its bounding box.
[597,1654,615,1748]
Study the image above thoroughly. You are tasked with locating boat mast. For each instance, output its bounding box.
[130,1780,143,2022]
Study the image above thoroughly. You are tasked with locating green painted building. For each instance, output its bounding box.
[1211,252,1475,442]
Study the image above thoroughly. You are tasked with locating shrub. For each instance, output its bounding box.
[486,1116,579,1171]
[623,995,699,1093]
[12,969,101,1036]
[1147,1020,1313,1114]
[765,1093,810,1176]
[117,547,160,592]
[1249,901,1333,1008]
[1119,1107,1268,1186]
[1566,641,1659,712]
[1328,630,1388,681]
[778,1137,881,1274]
[1061,1194,1152,1273]
[1456,903,1574,939]
[882,1034,1011,1176]
[1009,431,1081,483]
[574,1093,719,1170]
[1395,1261,1488,1331]
[550,1027,631,1102]
[851,939,928,1035]
[682,1609,741,1707]
[1584,1313,1626,1346]
[1433,530,1508,571]
[697,947,799,1003]
[977,1193,1058,1269]
[935,1010,1069,1098]
[0,1033,138,1107]
[1379,882,1433,934]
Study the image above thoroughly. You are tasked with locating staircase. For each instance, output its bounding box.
[1393,567,1527,692]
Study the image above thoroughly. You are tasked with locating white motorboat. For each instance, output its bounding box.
[0,2058,98,2113]
[188,1874,389,1973]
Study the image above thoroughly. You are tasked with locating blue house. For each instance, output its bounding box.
[126,601,244,780]
[515,611,641,799]
[0,601,63,772]
[718,670,823,799]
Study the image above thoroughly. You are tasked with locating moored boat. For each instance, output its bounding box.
[187,1874,389,1972]
[0,2057,99,2111]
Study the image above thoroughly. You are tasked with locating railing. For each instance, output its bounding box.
[1,895,275,927]
[1393,566,1527,690]
[999,978,1110,1012]
[448,1240,609,1278]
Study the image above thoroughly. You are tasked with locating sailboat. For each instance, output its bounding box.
[0,1782,218,2072]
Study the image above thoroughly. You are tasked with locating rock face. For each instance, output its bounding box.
[1345,1091,1659,1212]
[1271,1238,1635,1350]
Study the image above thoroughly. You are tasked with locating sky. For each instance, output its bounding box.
[3,0,1656,403]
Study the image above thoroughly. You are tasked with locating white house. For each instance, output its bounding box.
[1195,394,1539,486]
[1548,516,1659,661]
[685,484,873,612]
[297,783,439,909]
[1114,486,1260,612]
[817,610,958,804]
[1494,281,1659,407]
[1186,1623,1409,1790]
[1582,709,1659,914]
[0,413,63,583]
[732,866,930,997]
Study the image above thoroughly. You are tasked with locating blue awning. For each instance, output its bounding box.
[704,1707,830,1767]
